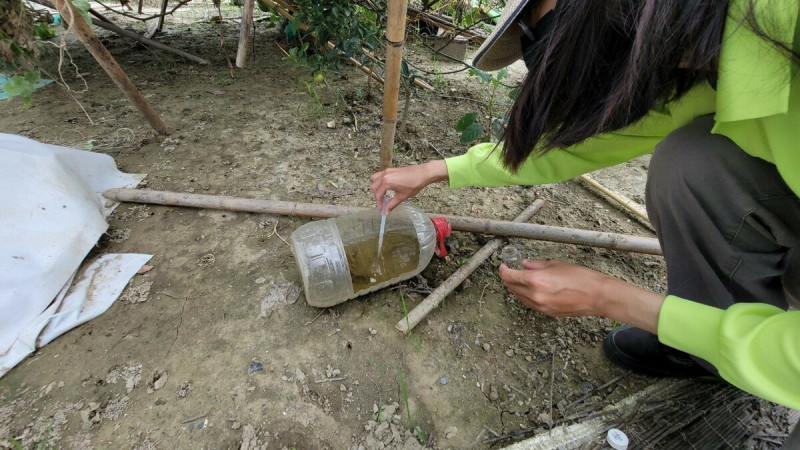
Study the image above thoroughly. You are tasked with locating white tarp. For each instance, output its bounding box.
[0,133,151,378]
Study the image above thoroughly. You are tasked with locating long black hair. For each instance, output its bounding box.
[501,0,799,171]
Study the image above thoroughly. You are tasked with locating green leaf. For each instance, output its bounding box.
[2,72,40,108]
[496,68,508,82]
[455,112,477,132]
[468,68,492,83]
[33,22,57,40]
[72,0,92,25]
[459,123,484,143]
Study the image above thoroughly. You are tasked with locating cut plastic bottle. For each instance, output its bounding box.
[291,203,451,307]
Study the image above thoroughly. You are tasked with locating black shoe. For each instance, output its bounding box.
[603,326,713,378]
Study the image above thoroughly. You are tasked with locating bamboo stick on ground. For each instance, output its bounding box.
[51,0,168,135]
[578,174,651,227]
[396,198,547,335]
[236,0,255,68]
[103,188,662,255]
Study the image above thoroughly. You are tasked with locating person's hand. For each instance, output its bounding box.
[498,260,610,317]
[370,160,449,213]
[498,259,664,333]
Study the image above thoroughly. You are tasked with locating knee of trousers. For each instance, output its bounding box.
[645,117,734,215]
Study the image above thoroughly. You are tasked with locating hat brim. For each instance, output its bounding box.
[472,0,530,71]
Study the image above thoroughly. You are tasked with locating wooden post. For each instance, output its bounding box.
[380,0,409,170]
[156,0,168,32]
[236,0,255,68]
[51,0,168,135]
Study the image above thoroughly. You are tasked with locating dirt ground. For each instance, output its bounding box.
[1,2,797,449]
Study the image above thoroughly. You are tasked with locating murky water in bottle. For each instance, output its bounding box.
[344,231,420,293]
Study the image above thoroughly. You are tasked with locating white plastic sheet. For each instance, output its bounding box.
[0,133,151,378]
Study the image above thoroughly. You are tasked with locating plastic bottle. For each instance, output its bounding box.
[291,203,451,308]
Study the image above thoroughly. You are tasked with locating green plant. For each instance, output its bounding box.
[396,365,426,445]
[400,293,412,334]
[430,59,449,90]
[299,79,324,118]
[375,399,386,422]
[280,0,383,79]
[2,71,41,107]
[399,293,423,349]
[456,67,513,144]
[33,22,57,40]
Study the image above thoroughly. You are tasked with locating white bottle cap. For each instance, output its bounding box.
[607,428,629,450]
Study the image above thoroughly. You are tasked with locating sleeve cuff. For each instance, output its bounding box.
[444,154,473,189]
[657,295,724,367]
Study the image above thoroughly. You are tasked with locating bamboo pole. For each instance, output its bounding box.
[396,198,547,335]
[51,0,168,135]
[380,0,409,170]
[579,174,651,227]
[236,0,255,68]
[102,188,662,255]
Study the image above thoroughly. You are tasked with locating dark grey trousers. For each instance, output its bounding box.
[646,115,800,311]
[644,115,800,443]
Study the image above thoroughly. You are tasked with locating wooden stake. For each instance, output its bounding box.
[156,0,168,32]
[579,174,651,227]
[236,0,255,68]
[51,0,168,135]
[396,198,547,335]
[102,188,662,255]
[380,0,409,170]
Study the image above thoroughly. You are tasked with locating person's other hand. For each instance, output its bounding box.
[498,259,613,317]
[370,160,449,213]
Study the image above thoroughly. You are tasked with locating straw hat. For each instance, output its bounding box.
[472,0,533,71]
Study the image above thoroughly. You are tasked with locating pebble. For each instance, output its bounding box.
[439,377,449,385]
[248,361,263,374]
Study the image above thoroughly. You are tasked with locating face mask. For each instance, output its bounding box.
[518,6,557,71]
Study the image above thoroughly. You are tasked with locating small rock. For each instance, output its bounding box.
[153,371,168,391]
[439,376,449,385]
[248,361,264,374]
[444,426,458,439]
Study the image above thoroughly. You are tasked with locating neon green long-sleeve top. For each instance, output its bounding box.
[445,0,800,410]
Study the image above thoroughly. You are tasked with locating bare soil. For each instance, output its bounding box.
[1,3,795,449]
